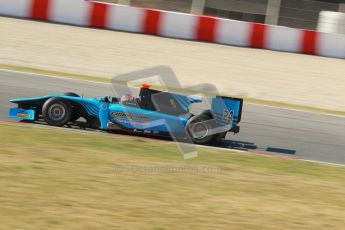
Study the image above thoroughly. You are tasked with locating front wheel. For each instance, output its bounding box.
[42,98,72,126]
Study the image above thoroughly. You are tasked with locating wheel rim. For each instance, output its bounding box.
[191,122,209,140]
[48,104,66,121]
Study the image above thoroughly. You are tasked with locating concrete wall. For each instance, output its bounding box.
[106,0,342,30]
[99,0,345,30]
[101,0,192,13]
[205,0,268,15]
[203,0,342,30]
[318,11,345,34]
[204,0,267,23]
[131,0,192,13]
[279,0,339,30]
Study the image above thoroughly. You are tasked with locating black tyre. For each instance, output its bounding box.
[186,114,217,145]
[64,92,80,97]
[42,97,72,126]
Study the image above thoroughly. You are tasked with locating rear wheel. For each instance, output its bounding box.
[186,114,217,145]
[42,98,72,126]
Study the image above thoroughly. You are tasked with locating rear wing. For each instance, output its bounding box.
[211,96,243,129]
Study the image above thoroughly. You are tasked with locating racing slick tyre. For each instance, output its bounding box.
[64,92,80,97]
[186,113,219,145]
[42,97,72,126]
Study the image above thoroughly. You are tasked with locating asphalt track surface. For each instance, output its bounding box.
[1,69,345,165]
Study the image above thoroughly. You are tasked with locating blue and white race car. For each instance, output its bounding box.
[8,85,243,145]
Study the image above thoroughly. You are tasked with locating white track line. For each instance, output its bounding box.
[301,159,345,168]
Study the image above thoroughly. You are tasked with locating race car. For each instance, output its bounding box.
[8,85,243,145]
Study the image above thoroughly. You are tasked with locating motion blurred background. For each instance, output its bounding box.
[1,0,345,229]
[103,0,345,33]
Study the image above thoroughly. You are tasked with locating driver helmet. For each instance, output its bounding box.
[120,94,136,105]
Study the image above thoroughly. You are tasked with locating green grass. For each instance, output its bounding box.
[0,123,345,229]
[1,63,345,117]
